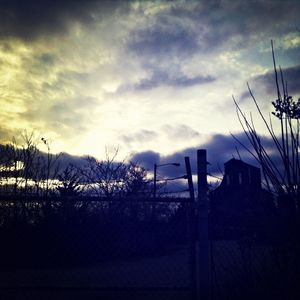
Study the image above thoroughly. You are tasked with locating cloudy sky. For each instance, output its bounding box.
[0,0,299,175]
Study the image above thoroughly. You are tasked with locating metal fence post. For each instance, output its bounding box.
[197,149,210,300]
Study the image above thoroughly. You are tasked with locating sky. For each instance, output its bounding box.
[0,0,300,176]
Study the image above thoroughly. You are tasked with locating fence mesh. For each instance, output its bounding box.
[209,205,300,300]
[0,196,194,300]
[1,194,300,299]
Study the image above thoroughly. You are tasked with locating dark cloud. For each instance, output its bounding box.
[2,1,298,44]
[58,152,89,171]
[203,133,277,174]
[204,1,300,48]
[0,130,283,188]
[127,3,228,58]
[128,16,199,58]
[239,64,300,105]
[254,64,300,97]
[0,0,129,40]
[130,150,160,170]
[127,6,212,62]
[128,0,300,61]
[125,1,299,96]
[135,70,215,90]
[131,132,278,179]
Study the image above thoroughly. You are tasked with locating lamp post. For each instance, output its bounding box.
[153,162,180,199]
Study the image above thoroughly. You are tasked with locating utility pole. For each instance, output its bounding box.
[197,149,210,300]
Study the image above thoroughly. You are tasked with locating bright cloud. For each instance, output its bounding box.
[0,0,299,160]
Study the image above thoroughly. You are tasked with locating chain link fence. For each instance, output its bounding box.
[1,194,300,299]
[209,204,300,300]
[0,195,196,300]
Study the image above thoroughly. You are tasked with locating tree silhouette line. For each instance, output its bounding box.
[0,136,152,199]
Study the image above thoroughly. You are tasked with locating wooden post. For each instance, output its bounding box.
[185,157,195,202]
[184,156,197,300]
[197,149,210,300]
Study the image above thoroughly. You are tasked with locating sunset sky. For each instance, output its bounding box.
[0,0,299,174]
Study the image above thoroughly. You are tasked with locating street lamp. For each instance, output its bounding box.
[153,162,180,199]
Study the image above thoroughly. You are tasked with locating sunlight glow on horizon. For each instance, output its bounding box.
[0,1,299,160]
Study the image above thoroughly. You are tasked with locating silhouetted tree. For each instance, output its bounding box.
[121,162,151,197]
[57,165,85,197]
[233,41,300,213]
[82,149,150,198]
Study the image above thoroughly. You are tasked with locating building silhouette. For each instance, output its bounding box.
[210,159,275,238]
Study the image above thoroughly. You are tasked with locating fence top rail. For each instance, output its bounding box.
[0,195,193,204]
